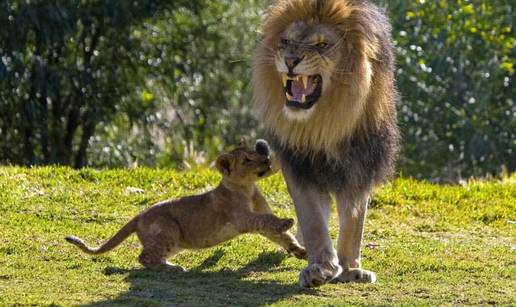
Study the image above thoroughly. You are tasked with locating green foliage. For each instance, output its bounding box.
[381,0,515,179]
[0,167,514,305]
[87,1,264,168]
[0,0,202,167]
[0,0,514,179]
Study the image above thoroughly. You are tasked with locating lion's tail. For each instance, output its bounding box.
[65,216,139,255]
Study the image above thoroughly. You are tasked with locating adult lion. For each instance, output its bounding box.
[252,0,399,287]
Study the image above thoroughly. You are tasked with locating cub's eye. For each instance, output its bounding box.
[280,38,291,45]
[315,42,330,49]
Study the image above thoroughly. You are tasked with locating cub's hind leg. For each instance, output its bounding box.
[137,219,185,272]
[139,246,185,272]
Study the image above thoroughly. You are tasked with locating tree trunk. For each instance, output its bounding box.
[74,121,95,168]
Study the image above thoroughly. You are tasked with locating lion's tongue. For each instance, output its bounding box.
[290,77,314,101]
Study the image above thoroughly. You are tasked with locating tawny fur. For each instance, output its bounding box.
[252,0,397,157]
[66,143,306,271]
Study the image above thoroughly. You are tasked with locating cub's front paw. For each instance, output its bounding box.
[288,244,307,260]
[274,218,294,233]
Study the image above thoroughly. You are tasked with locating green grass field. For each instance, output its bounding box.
[0,167,514,306]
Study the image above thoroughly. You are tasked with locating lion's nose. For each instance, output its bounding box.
[285,56,303,70]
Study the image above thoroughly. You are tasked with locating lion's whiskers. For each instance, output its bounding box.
[333,70,352,75]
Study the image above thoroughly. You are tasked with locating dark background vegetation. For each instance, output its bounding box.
[0,0,514,181]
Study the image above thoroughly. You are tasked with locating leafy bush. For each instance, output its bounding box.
[87,0,263,168]
[0,0,204,167]
[1,0,514,180]
[383,0,515,179]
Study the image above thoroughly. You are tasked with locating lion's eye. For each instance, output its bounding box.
[243,157,252,164]
[281,39,291,45]
[316,42,330,49]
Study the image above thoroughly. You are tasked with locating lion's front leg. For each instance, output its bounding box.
[334,190,376,284]
[283,169,342,288]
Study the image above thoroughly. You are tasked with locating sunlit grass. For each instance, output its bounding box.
[0,167,514,305]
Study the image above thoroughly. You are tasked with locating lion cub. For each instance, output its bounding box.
[65,140,306,271]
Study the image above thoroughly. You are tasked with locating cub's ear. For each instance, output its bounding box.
[215,154,233,176]
[238,138,248,149]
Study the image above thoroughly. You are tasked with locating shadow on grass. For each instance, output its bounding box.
[82,251,316,306]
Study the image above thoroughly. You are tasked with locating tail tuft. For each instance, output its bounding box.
[64,235,97,254]
[65,216,138,255]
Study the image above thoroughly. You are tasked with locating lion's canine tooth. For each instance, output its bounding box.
[301,94,306,103]
[282,74,288,87]
[302,76,308,89]
[286,93,294,101]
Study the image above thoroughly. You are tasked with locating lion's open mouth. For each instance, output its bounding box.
[282,73,322,110]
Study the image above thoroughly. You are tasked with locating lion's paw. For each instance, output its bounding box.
[332,268,377,284]
[299,262,342,288]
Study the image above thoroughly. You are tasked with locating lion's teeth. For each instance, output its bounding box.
[286,93,294,101]
[282,74,287,87]
[302,76,308,89]
[301,94,306,103]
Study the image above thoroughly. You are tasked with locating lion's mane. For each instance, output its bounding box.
[252,0,399,190]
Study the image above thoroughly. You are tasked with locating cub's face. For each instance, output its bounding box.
[216,143,275,184]
[275,22,342,121]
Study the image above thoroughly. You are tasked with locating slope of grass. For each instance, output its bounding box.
[0,167,514,306]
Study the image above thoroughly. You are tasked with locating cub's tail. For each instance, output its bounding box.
[65,216,138,255]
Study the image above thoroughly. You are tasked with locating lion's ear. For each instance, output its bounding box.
[215,154,233,176]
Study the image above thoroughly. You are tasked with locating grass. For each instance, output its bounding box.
[0,166,514,306]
